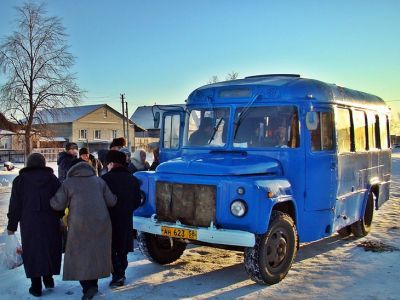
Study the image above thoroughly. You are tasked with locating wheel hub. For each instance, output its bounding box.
[267,229,288,268]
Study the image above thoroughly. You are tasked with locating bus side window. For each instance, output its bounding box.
[380,114,389,149]
[375,115,381,149]
[367,113,376,149]
[353,110,367,151]
[336,108,352,153]
[311,112,334,151]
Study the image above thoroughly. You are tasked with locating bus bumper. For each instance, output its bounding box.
[133,216,256,247]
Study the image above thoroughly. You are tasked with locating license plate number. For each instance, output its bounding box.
[161,226,197,240]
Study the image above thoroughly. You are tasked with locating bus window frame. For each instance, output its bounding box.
[310,110,336,153]
[352,109,368,152]
[335,106,354,154]
[231,104,301,150]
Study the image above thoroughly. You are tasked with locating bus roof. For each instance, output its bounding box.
[188,75,388,112]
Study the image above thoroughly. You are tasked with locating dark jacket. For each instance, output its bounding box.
[57,152,76,181]
[127,162,137,174]
[102,167,141,253]
[7,167,62,278]
[50,162,117,280]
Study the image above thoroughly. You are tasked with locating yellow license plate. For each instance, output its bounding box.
[161,226,197,240]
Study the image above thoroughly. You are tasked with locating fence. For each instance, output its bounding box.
[133,137,159,152]
[0,150,25,163]
[32,148,64,162]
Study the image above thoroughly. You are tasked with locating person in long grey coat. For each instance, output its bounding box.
[7,153,62,297]
[50,162,117,300]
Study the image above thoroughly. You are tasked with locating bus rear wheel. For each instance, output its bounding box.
[244,211,298,285]
[137,231,187,265]
[351,192,374,237]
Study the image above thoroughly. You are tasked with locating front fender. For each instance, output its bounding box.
[217,177,296,235]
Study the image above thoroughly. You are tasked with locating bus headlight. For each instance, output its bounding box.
[230,200,247,217]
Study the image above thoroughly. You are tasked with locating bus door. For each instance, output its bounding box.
[305,109,337,212]
[159,110,185,162]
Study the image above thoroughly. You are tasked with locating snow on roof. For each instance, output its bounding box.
[32,104,105,124]
[0,129,15,135]
[130,104,185,130]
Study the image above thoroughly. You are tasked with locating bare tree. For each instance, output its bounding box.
[0,2,82,156]
[226,71,239,81]
[207,72,239,84]
[207,75,219,84]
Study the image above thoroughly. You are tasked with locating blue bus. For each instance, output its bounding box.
[133,74,391,284]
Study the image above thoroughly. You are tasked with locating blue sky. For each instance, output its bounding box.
[0,0,399,114]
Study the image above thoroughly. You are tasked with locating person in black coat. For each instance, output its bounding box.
[57,142,78,181]
[7,153,63,297]
[101,150,141,287]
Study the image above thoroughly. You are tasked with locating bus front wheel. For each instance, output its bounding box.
[244,211,298,285]
[137,232,186,265]
[351,192,374,237]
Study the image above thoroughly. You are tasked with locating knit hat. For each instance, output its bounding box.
[65,142,78,151]
[110,137,127,149]
[120,147,131,158]
[106,150,127,165]
[27,153,46,168]
[79,147,90,156]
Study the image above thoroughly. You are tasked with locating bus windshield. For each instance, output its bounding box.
[233,106,300,148]
[184,108,230,147]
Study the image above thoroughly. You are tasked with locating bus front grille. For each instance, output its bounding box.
[156,181,216,227]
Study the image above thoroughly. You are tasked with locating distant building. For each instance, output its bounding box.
[31,104,145,151]
[130,104,185,138]
[0,130,24,151]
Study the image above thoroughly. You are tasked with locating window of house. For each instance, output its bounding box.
[311,111,334,151]
[353,110,367,151]
[0,136,10,150]
[336,108,352,153]
[94,129,102,140]
[103,108,108,118]
[79,129,87,140]
[380,114,389,149]
[111,130,117,139]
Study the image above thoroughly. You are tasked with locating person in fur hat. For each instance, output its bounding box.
[110,137,127,151]
[97,137,127,175]
[7,153,63,297]
[101,150,141,287]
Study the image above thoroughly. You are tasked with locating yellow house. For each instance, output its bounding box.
[33,104,145,151]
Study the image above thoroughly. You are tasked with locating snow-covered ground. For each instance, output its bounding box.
[0,154,399,299]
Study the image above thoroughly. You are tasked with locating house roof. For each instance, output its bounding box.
[130,104,185,130]
[32,104,104,124]
[31,104,145,131]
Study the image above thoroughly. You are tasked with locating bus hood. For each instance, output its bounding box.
[156,153,282,176]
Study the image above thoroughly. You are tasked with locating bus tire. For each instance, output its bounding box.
[137,231,186,265]
[351,192,374,237]
[337,225,352,237]
[244,211,298,285]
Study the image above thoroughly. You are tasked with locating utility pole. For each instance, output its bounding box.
[125,101,130,150]
[121,94,126,139]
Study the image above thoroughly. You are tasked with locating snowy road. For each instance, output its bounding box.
[0,156,399,299]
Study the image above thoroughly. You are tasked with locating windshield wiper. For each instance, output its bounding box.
[208,117,224,144]
[233,94,260,139]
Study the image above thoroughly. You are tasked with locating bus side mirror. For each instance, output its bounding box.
[306,111,318,130]
[154,112,160,128]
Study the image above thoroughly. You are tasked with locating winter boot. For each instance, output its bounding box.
[109,275,126,288]
[82,286,98,300]
[43,275,55,289]
[29,277,42,297]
